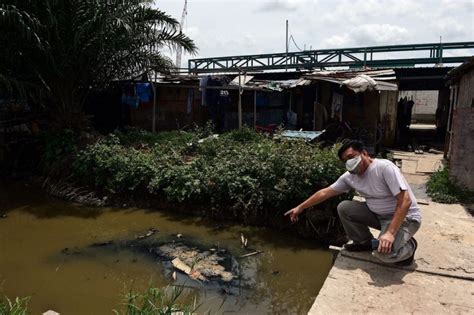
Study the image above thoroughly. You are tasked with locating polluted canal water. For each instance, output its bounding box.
[0,183,334,314]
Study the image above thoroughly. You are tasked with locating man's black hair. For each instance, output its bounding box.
[337,140,366,160]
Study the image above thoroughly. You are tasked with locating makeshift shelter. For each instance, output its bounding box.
[118,69,399,149]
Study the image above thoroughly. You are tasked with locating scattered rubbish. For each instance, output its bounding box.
[428,148,444,154]
[172,271,177,281]
[417,199,430,205]
[240,233,248,248]
[91,240,112,247]
[136,228,158,240]
[176,233,183,238]
[157,243,235,282]
[0,213,7,219]
[171,257,207,281]
[61,247,81,255]
[43,310,60,315]
[219,287,232,295]
[197,134,219,144]
[239,251,263,258]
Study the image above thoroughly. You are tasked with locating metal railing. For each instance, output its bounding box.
[188,41,474,73]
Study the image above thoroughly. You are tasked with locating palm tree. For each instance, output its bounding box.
[0,0,197,129]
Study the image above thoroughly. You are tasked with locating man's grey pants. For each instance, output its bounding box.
[337,200,421,263]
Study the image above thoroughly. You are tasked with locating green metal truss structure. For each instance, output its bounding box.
[188,41,474,73]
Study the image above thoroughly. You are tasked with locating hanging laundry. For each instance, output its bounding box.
[187,88,193,114]
[136,83,152,103]
[121,84,139,109]
[331,93,344,121]
[199,76,209,106]
[287,110,297,127]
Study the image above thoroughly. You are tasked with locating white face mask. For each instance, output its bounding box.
[346,155,362,174]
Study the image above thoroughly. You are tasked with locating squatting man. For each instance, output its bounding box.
[285,140,421,265]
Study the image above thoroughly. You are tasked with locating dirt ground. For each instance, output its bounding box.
[309,151,474,314]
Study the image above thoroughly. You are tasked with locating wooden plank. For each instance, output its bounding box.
[416,159,441,173]
[401,160,418,174]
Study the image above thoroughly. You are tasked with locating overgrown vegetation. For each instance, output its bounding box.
[0,0,197,129]
[1,286,197,315]
[427,167,474,204]
[0,296,29,315]
[113,286,198,315]
[65,127,348,222]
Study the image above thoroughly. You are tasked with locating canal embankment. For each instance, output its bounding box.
[309,151,474,314]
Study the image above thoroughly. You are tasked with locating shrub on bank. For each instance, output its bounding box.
[69,127,348,219]
[427,167,474,204]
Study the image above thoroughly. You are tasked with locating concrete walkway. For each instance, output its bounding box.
[309,152,474,314]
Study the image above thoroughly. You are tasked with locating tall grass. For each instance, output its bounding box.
[427,167,474,204]
[113,286,199,315]
[0,297,29,315]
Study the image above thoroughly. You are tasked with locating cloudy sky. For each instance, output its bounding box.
[155,0,474,66]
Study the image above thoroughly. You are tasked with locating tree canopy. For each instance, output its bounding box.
[0,0,197,128]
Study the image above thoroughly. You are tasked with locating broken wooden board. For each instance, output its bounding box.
[171,257,207,281]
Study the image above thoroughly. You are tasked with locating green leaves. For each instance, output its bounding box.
[71,128,347,217]
[0,296,30,315]
[0,0,197,128]
[427,167,474,204]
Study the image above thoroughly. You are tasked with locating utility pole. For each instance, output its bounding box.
[285,20,289,72]
[238,71,243,129]
[438,35,443,66]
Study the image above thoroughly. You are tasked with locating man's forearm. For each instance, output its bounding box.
[387,191,411,235]
[298,188,333,210]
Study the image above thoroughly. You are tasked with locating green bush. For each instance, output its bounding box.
[73,135,156,193]
[427,167,474,204]
[42,129,79,164]
[70,127,348,219]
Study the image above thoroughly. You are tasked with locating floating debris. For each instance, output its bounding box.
[171,257,207,281]
[91,240,112,247]
[61,247,81,255]
[240,233,248,248]
[239,251,263,259]
[157,244,235,282]
[136,228,158,240]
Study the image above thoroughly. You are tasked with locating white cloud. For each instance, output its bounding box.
[257,0,301,12]
[322,24,410,48]
[432,17,468,40]
[155,0,473,62]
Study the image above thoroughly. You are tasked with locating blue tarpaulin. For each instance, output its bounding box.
[280,130,325,141]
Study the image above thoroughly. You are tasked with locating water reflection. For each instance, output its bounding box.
[0,182,333,314]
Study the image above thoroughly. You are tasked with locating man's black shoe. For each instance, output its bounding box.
[343,241,372,252]
[395,238,418,266]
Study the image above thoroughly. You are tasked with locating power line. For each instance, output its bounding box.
[289,35,304,52]
[287,23,305,52]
